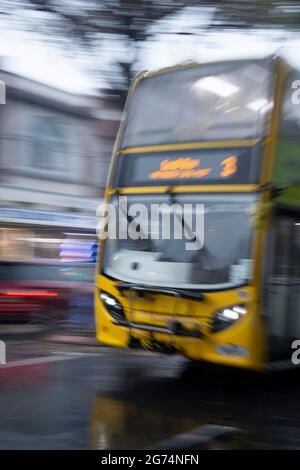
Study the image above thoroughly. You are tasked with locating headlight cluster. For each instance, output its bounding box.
[100,291,126,322]
[211,304,246,333]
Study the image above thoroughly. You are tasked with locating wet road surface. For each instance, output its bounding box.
[1,339,300,449]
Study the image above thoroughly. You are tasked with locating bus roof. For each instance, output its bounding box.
[139,55,280,81]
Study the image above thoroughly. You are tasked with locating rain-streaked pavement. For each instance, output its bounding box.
[1,339,300,449]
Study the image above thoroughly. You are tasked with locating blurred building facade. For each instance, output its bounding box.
[0,67,121,261]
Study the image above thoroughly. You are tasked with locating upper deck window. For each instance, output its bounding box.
[121,59,274,148]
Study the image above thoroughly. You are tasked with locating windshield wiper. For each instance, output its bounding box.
[117,192,154,251]
[166,186,202,249]
[165,187,218,267]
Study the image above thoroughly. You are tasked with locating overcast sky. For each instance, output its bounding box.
[0,6,299,95]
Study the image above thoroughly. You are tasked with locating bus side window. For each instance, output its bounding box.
[273,72,300,189]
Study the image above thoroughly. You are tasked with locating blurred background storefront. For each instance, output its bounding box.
[0,64,121,329]
[0,65,121,263]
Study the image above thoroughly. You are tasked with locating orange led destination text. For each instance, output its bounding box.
[148,156,238,180]
[149,157,212,180]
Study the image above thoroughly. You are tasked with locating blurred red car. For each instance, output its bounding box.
[0,260,95,324]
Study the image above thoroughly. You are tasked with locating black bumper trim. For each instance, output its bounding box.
[113,318,204,338]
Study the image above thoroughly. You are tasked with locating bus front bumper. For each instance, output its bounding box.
[95,277,266,371]
[112,317,204,339]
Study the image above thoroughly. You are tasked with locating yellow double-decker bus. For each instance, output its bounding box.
[95,56,300,371]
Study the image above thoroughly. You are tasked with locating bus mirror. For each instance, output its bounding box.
[270,185,290,198]
[251,201,274,230]
[270,184,300,211]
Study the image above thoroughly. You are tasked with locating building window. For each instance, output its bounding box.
[30,118,67,174]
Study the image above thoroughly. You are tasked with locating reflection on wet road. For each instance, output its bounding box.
[1,340,300,449]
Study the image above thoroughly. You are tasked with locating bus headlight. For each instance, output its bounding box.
[211,305,246,333]
[100,291,125,322]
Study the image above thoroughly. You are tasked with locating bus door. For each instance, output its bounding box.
[264,213,300,358]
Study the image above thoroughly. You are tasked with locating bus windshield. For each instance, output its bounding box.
[103,193,257,290]
[121,59,274,148]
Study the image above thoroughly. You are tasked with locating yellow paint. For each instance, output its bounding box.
[95,274,265,371]
[251,200,274,230]
[141,61,202,78]
[111,184,259,195]
[119,139,261,155]
[252,58,289,306]
[94,57,291,371]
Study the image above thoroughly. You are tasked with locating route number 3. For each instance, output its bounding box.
[220,155,238,178]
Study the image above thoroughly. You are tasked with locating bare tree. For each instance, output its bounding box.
[2,1,300,103]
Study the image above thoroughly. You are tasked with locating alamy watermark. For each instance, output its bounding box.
[291,340,300,365]
[0,80,6,104]
[96,196,205,251]
[292,80,300,105]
